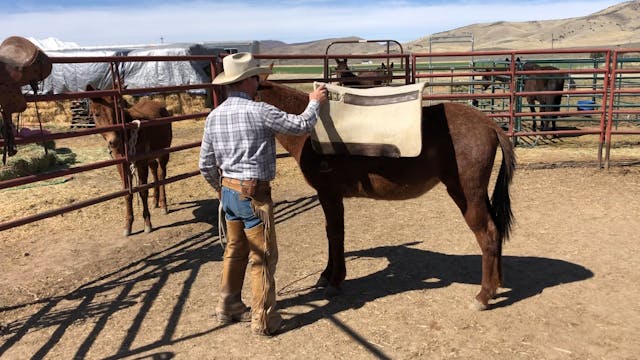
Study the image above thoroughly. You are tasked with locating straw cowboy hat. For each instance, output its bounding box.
[212,52,271,85]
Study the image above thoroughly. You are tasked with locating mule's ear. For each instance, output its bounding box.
[390,62,394,69]
[259,62,274,82]
[86,84,95,91]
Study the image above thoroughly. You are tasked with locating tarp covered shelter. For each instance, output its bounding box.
[38,49,130,94]
[32,43,224,95]
[120,43,222,94]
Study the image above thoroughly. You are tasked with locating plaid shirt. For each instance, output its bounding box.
[199,91,319,190]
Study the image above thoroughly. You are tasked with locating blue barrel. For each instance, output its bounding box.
[577,100,595,111]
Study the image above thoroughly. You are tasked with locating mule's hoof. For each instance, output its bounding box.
[315,276,329,288]
[144,225,153,233]
[162,208,169,215]
[469,299,488,311]
[324,285,341,298]
[123,229,131,237]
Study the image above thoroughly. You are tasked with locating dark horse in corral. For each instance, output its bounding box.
[522,62,565,132]
[257,78,516,310]
[86,85,172,236]
[334,58,393,87]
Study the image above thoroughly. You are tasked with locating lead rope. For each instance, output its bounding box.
[127,120,141,186]
[29,81,48,156]
[1,107,10,165]
[218,200,227,250]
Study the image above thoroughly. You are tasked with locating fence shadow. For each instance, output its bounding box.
[0,194,320,359]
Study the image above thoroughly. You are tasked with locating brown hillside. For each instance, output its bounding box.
[264,1,640,55]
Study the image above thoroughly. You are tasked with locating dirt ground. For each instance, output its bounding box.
[1,120,639,360]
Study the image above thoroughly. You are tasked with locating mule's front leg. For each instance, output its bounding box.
[124,193,134,237]
[318,192,345,297]
[148,159,161,209]
[157,155,170,214]
[137,162,153,233]
[118,163,134,236]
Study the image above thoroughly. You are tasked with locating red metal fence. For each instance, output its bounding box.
[1,48,639,232]
[0,54,220,231]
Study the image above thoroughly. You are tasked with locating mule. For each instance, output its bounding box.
[522,62,565,132]
[86,85,173,236]
[257,79,516,310]
[334,58,393,87]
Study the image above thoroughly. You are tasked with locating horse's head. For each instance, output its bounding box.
[85,85,125,154]
[380,62,394,84]
[335,58,349,72]
[334,58,360,86]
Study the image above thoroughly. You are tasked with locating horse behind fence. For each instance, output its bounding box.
[334,58,393,87]
[522,62,565,132]
[86,85,173,236]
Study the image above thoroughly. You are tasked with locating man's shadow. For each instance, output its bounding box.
[278,241,593,330]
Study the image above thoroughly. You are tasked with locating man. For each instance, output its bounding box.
[199,52,327,336]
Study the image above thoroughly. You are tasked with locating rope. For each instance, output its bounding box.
[218,201,227,250]
[128,120,141,177]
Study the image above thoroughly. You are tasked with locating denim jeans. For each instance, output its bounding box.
[221,186,262,229]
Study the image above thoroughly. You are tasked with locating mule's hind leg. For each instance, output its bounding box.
[446,187,502,310]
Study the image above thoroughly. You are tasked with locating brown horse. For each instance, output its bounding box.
[86,85,172,236]
[257,79,516,310]
[522,62,565,132]
[334,58,393,87]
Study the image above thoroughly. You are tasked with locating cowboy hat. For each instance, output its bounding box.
[212,52,271,85]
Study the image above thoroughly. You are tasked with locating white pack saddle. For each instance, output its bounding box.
[311,81,426,157]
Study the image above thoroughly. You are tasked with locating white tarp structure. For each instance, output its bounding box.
[30,42,224,95]
[22,38,259,95]
[121,44,216,94]
[39,49,130,94]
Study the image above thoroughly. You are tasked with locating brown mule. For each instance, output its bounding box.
[257,79,516,310]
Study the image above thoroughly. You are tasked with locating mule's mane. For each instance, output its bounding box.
[260,80,308,114]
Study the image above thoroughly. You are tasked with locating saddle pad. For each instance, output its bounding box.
[311,81,425,157]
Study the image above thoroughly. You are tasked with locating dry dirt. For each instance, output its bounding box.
[1,121,639,360]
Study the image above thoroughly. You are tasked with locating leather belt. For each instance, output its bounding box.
[221,177,270,193]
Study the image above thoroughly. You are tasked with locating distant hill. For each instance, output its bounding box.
[262,0,640,56]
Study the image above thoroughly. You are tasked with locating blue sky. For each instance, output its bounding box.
[0,0,625,47]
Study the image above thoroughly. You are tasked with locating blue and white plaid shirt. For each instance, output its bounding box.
[199,91,319,190]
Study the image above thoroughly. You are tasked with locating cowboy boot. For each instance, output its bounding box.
[215,219,251,324]
[246,223,282,335]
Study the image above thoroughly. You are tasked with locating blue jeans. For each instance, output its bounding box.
[221,186,262,229]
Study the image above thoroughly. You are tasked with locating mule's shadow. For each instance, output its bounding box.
[279,241,594,330]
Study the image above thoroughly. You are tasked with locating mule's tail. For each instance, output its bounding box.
[491,129,516,242]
